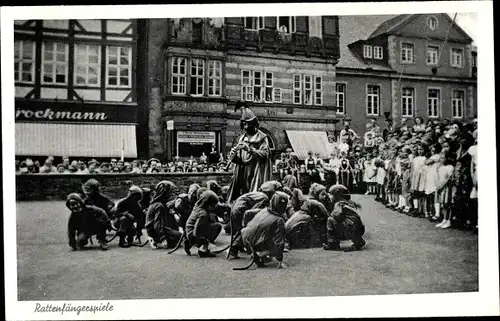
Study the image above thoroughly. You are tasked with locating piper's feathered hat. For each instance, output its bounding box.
[235,101,256,122]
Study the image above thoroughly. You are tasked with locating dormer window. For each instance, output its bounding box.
[363,45,373,58]
[428,16,438,30]
[374,46,383,59]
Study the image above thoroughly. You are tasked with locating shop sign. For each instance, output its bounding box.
[15,100,137,124]
[177,131,215,143]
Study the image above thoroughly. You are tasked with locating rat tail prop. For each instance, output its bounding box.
[233,245,256,271]
[168,233,186,254]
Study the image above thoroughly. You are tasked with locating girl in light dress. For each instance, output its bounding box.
[435,154,455,229]
[363,151,377,195]
[410,144,428,217]
[424,143,443,220]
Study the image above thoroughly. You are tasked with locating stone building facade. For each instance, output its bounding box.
[141,16,341,161]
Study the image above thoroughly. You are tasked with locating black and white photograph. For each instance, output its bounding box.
[2,1,499,320]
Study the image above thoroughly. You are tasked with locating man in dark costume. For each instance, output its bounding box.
[323,185,366,251]
[66,193,110,251]
[227,102,272,203]
[145,181,182,249]
[184,190,223,257]
[233,191,289,269]
[109,186,145,248]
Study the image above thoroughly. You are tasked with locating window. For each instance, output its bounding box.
[374,46,383,59]
[335,83,346,114]
[452,89,464,118]
[427,88,440,117]
[428,16,438,30]
[190,59,204,96]
[208,60,222,96]
[241,70,280,103]
[244,17,265,30]
[401,42,414,63]
[314,76,323,105]
[309,16,322,38]
[401,87,414,117]
[264,72,273,102]
[172,57,187,95]
[14,40,35,83]
[192,20,202,44]
[427,46,439,65]
[472,52,477,68]
[363,45,373,58]
[74,44,100,86]
[42,42,68,84]
[303,75,313,105]
[273,88,282,103]
[106,46,131,88]
[366,85,380,116]
[293,74,302,104]
[451,48,463,68]
[277,16,296,34]
[292,74,323,106]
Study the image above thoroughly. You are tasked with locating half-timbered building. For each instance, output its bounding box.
[14,19,141,161]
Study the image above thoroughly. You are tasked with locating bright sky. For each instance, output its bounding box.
[448,12,477,45]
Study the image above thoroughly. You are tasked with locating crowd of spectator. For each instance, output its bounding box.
[15,152,231,175]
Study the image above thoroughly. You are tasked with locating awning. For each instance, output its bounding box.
[285,130,337,160]
[15,123,137,158]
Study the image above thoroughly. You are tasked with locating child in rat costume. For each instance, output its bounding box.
[233,191,289,269]
[66,193,110,251]
[184,190,223,257]
[109,186,145,248]
[145,181,182,249]
[323,185,366,252]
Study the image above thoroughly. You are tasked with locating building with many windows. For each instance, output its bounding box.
[143,16,341,161]
[335,13,477,136]
[14,19,142,160]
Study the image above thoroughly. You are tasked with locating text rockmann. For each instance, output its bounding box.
[16,108,108,121]
[34,302,114,315]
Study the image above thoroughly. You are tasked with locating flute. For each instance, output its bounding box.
[226,137,249,171]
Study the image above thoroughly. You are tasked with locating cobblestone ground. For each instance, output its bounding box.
[16,195,478,300]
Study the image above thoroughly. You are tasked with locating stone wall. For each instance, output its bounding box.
[16,172,335,201]
[16,173,233,201]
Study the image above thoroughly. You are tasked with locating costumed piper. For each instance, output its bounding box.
[145,181,182,249]
[66,193,110,251]
[227,101,272,203]
[323,185,366,252]
[109,186,145,248]
[232,192,289,270]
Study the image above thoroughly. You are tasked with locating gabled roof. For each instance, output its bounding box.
[368,14,414,39]
[337,15,397,70]
[368,13,473,43]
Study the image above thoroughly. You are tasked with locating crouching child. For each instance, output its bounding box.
[67,193,110,251]
[323,185,366,252]
[233,191,289,269]
[145,181,182,249]
[184,190,223,257]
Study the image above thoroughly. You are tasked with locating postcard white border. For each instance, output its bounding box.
[2,1,498,320]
